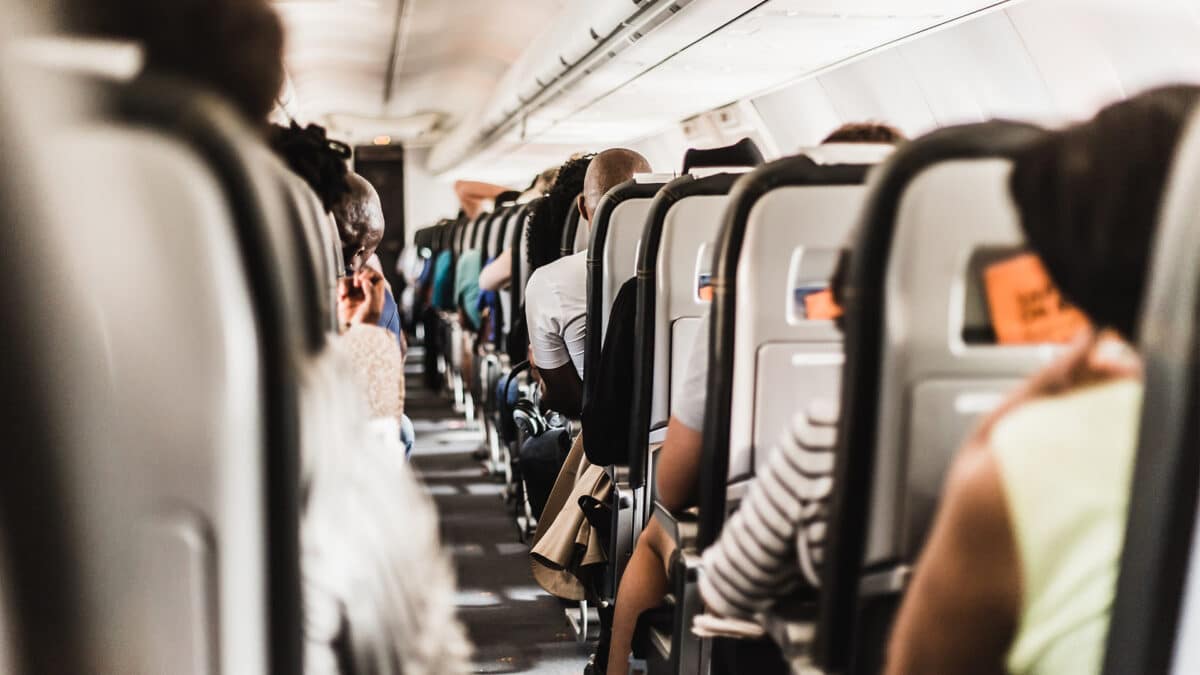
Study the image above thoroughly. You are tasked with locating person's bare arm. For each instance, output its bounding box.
[887,331,1139,674]
[536,363,583,418]
[479,248,513,291]
[885,444,1020,675]
[655,417,703,511]
[454,180,509,219]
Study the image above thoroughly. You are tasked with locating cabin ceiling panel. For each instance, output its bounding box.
[274,0,567,134]
[435,0,1014,176]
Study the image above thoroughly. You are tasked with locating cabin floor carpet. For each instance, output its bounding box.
[407,349,591,674]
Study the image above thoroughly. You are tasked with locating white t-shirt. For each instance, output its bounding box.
[524,251,588,378]
[671,310,710,432]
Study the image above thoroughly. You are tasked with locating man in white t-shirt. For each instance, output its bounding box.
[524,148,651,416]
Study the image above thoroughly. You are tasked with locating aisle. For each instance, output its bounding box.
[406,350,590,674]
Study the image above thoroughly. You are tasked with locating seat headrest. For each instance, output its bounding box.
[799,143,896,166]
[681,137,764,174]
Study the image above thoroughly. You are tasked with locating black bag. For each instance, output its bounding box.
[581,278,639,466]
[519,428,572,520]
[506,301,530,363]
[421,306,443,391]
[496,361,530,444]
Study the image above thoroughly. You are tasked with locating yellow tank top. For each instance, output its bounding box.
[991,379,1142,675]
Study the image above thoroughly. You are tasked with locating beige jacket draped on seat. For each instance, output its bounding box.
[529,433,612,600]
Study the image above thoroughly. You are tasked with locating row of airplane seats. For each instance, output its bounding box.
[1,3,470,669]
[410,87,1200,675]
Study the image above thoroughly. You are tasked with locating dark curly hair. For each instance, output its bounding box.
[61,0,286,122]
[268,122,353,213]
[1010,85,1200,340]
[823,122,906,145]
[526,154,594,273]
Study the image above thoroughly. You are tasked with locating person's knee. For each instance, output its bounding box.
[642,518,675,564]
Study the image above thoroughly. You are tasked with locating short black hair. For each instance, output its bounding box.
[61,0,285,122]
[268,122,353,212]
[1010,85,1200,340]
[526,154,593,273]
[823,122,906,145]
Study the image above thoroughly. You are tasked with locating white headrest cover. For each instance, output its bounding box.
[690,166,755,178]
[634,172,678,184]
[800,143,895,166]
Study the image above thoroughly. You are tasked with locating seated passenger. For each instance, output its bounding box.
[430,212,463,313]
[602,123,905,675]
[454,180,510,219]
[478,167,559,293]
[884,86,1199,674]
[525,149,649,417]
[268,122,413,454]
[477,247,513,293]
[267,122,405,352]
[335,181,415,455]
[456,190,520,340]
[335,173,405,349]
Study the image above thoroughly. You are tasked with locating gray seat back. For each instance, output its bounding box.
[572,214,589,254]
[726,181,870,485]
[583,178,670,404]
[653,190,729,432]
[463,212,483,253]
[628,172,744,495]
[487,206,512,261]
[472,210,494,251]
[864,158,1060,566]
[598,189,660,339]
[817,122,1050,671]
[501,203,530,342]
[263,153,341,338]
[517,201,538,308]
[10,79,281,672]
[0,39,105,673]
[1104,111,1200,675]
[698,153,878,550]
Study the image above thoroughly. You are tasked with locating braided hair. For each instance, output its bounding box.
[526,154,594,273]
[268,122,354,213]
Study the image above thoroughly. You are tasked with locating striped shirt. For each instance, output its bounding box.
[699,400,838,619]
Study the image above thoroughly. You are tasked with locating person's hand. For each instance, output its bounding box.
[339,267,387,329]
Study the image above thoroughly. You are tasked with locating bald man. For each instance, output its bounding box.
[524,148,651,416]
[336,173,403,351]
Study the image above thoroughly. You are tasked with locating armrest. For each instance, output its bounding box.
[653,501,698,549]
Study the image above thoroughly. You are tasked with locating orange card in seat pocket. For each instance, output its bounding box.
[984,253,1088,344]
[805,288,843,321]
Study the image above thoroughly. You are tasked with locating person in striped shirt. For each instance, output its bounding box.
[698,400,838,621]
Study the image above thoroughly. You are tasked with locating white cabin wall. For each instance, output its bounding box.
[434,0,1200,193]
[749,0,1200,150]
[817,53,941,139]
[898,11,1053,128]
[751,79,841,154]
[627,123,690,175]
[1006,0,1200,121]
[403,147,461,245]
